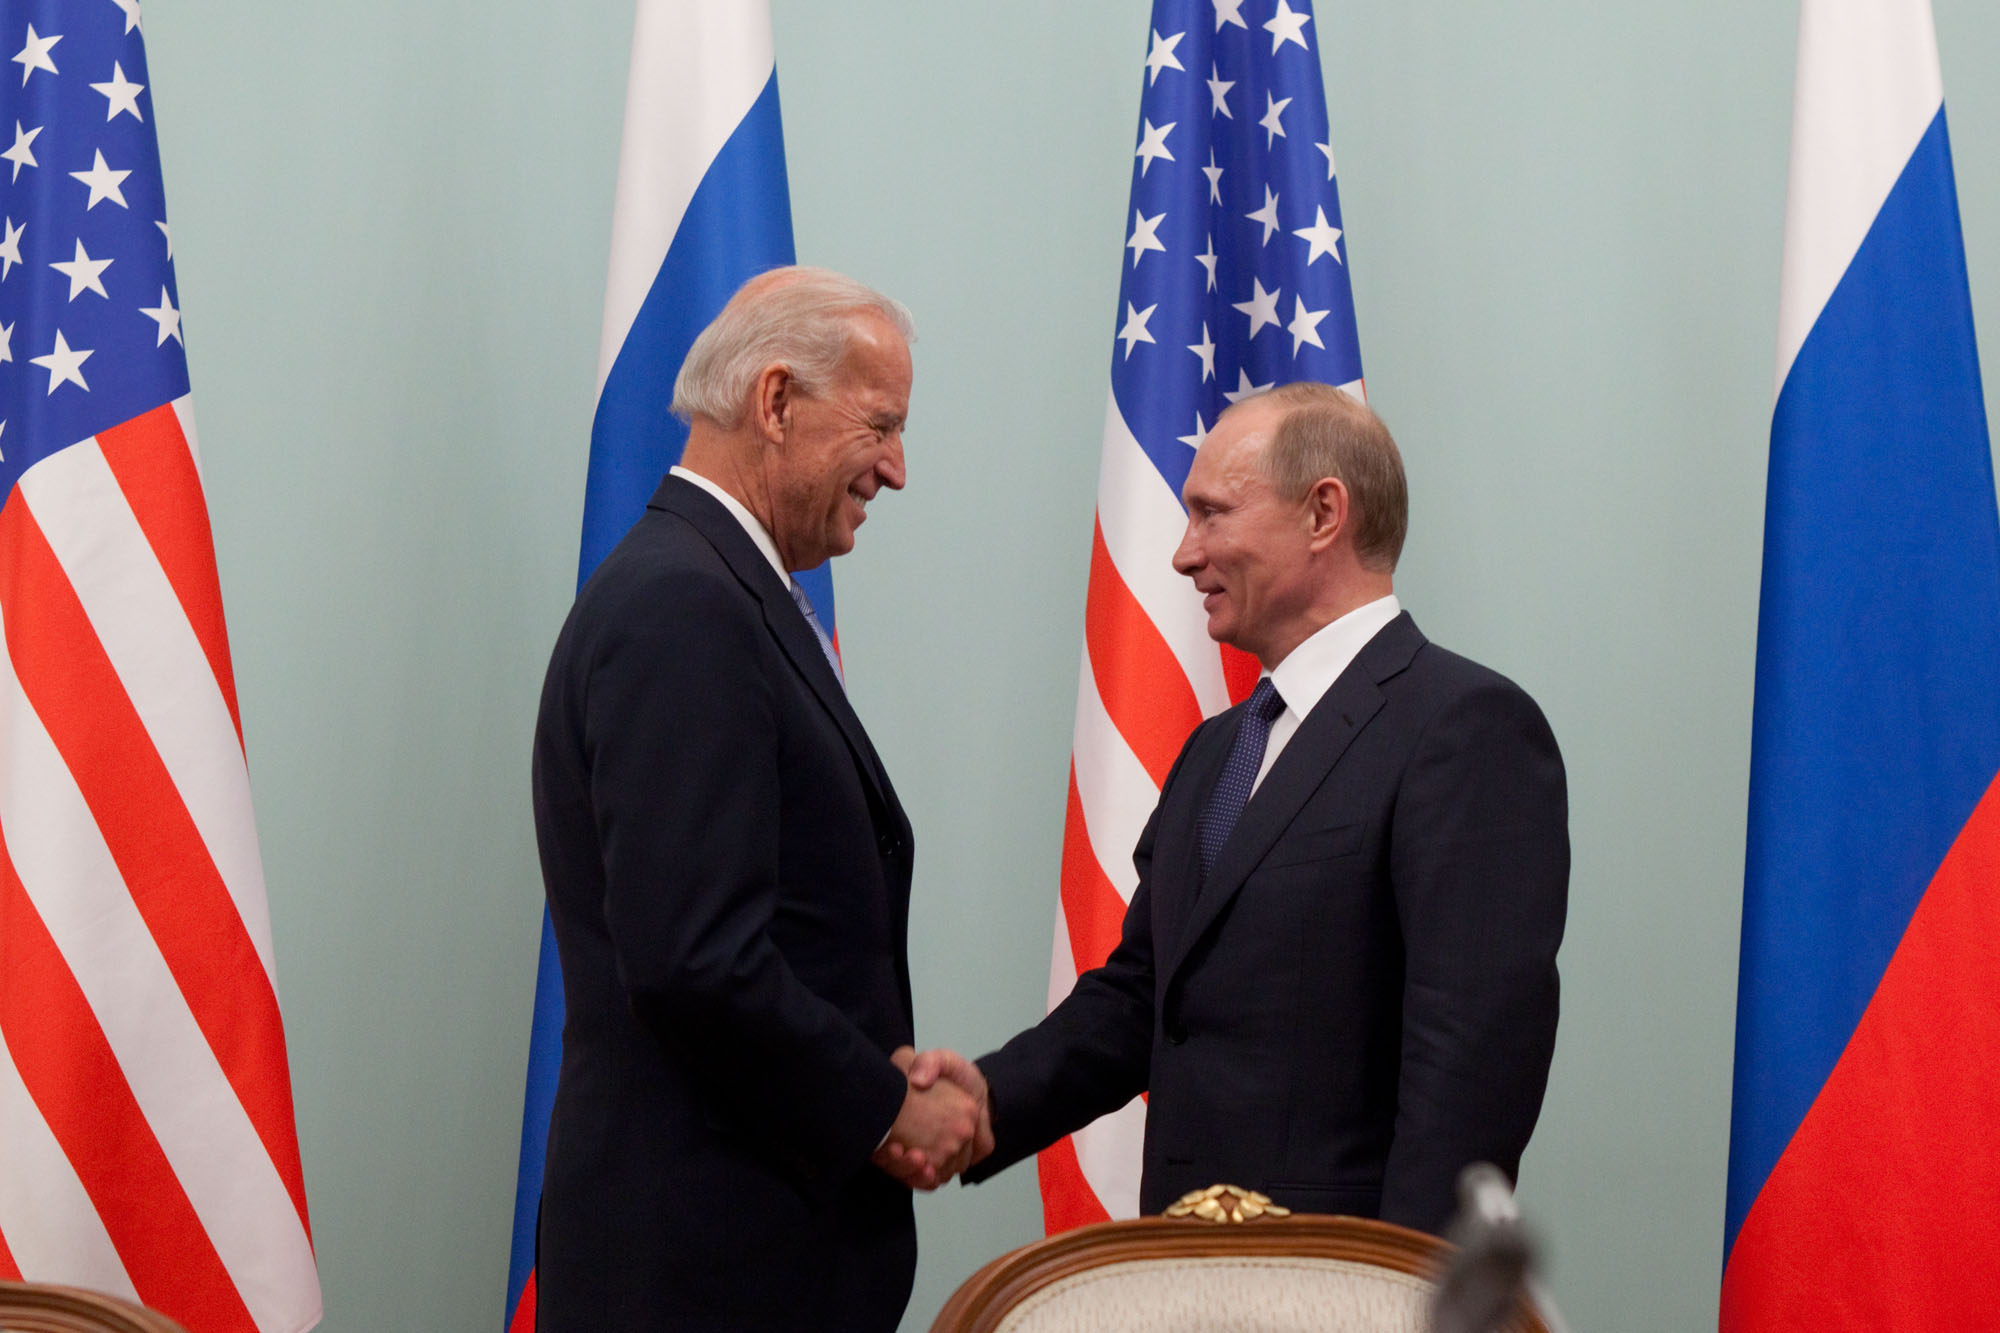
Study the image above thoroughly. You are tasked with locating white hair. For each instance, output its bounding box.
[671,266,915,427]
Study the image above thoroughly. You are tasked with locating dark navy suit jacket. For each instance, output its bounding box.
[531,475,917,1330]
[968,613,1568,1234]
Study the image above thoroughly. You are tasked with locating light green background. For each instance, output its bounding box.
[137,2,2000,1330]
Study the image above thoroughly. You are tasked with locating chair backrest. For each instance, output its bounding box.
[930,1209,1549,1333]
[0,1281,190,1333]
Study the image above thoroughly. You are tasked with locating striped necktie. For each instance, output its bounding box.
[1196,677,1286,877]
[789,581,844,689]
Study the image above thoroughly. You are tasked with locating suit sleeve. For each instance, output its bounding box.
[585,569,905,1188]
[1380,681,1569,1232]
[964,731,1210,1182]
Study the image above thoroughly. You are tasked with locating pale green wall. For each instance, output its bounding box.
[140,3,2000,1330]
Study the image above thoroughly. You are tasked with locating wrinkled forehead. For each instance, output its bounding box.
[835,312,913,387]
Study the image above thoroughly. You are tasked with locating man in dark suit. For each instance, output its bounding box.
[531,267,981,1331]
[940,381,1568,1235]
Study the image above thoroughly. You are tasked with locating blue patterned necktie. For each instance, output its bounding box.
[1197,677,1286,878]
[789,581,845,689]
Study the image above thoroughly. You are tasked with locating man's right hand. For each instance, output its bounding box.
[902,1047,994,1173]
[872,1066,980,1190]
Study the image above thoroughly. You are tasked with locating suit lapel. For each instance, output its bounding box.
[760,595,910,836]
[650,477,909,838]
[1161,613,1426,985]
[1149,715,1236,969]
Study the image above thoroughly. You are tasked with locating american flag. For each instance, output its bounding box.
[1040,0,1363,1230]
[0,4,320,1329]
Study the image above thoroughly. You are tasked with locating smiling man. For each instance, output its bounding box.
[952,381,1571,1235]
[530,267,981,1331]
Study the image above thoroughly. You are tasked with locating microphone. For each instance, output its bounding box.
[1429,1164,1566,1333]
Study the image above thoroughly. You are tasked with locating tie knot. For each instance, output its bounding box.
[1249,677,1285,722]
[789,579,845,687]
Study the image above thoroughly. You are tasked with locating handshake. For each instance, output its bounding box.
[871,1047,994,1190]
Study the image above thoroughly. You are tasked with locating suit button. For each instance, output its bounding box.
[877,831,897,856]
[1164,1022,1187,1045]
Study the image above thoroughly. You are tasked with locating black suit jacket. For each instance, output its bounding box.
[531,475,918,1330]
[969,613,1567,1233]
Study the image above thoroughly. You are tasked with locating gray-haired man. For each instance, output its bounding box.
[531,267,981,1331]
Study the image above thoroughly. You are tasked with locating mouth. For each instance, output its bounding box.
[847,486,871,520]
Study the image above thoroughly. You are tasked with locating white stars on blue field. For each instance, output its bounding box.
[1106,0,1363,501]
[0,0,189,496]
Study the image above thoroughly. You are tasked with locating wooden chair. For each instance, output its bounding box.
[0,1281,190,1332]
[931,1186,1549,1333]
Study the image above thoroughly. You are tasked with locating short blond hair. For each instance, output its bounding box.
[1244,382,1407,572]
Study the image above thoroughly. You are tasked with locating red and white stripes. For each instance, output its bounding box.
[1037,393,1261,1231]
[0,400,320,1332]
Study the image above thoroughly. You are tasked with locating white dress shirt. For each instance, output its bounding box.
[1251,594,1402,793]
[670,465,789,587]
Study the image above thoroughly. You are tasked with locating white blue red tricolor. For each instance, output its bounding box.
[1724,1,2000,1323]
[0,2,321,1330]
[503,3,802,1328]
[1041,0,1364,1231]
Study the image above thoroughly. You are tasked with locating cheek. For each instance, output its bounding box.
[1230,559,1267,605]
[826,449,867,501]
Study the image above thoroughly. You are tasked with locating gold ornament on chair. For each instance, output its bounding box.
[1163,1183,1294,1224]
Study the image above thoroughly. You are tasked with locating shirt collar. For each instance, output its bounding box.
[670,465,789,588]
[1266,594,1402,722]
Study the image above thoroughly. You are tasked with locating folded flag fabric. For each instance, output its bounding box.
[1724,1,2000,1325]
[0,5,321,1330]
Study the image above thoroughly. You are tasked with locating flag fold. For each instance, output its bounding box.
[1724,2,2000,1324]
[0,4,321,1330]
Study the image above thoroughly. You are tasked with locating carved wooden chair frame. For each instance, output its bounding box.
[930,1200,1548,1333]
[0,1280,190,1333]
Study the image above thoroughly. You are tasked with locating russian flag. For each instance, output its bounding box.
[1723,1,2000,1326]
[503,4,803,1328]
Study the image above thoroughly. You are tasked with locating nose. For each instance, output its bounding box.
[1172,515,1201,576]
[878,432,907,491]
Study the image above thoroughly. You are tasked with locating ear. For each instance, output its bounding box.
[749,362,794,445]
[1303,476,1349,553]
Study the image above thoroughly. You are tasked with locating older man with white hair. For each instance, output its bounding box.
[531,267,982,1331]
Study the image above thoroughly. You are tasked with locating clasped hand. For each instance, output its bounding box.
[871,1046,994,1190]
